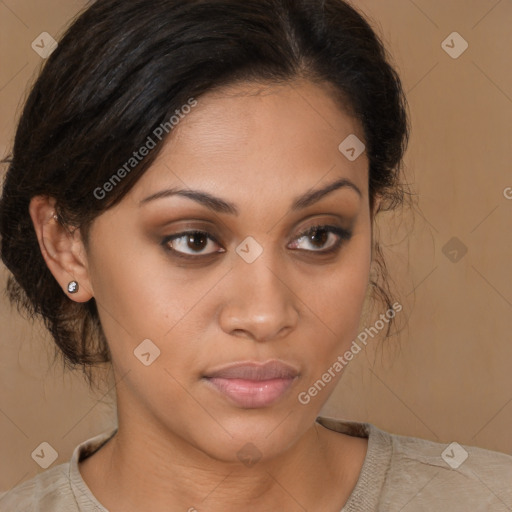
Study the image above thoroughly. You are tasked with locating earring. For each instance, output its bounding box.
[67,281,79,294]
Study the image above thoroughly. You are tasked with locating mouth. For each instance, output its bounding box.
[202,360,300,409]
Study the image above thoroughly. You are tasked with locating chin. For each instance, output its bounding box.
[176,405,317,465]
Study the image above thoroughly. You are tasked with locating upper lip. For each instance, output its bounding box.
[204,360,299,380]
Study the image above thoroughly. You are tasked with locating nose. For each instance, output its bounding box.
[217,253,299,343]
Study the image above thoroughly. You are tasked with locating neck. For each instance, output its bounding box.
[79,416,365,512]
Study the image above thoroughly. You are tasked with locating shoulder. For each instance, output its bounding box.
[0,463,77,511]
[0,427,116,512]
[381,429,512,510]
[317,416,512,511]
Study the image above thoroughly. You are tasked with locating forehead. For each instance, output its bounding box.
[129,80,368,207]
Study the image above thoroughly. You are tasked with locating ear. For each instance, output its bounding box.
[28,195,94,303]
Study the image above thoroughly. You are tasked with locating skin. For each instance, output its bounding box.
[30,79,381,512]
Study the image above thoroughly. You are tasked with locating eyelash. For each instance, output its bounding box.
[161,224,352,261]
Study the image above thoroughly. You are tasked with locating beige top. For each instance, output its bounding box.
[1,416,511,511]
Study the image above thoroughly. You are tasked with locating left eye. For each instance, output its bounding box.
[288,225,351,253]
[163,231,224,258]
[162,225,351,260]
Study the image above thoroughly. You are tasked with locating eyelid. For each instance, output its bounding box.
[288,224,352,252]
[161,223,352,261]
[161,230,225,260]
[295,223,348,239]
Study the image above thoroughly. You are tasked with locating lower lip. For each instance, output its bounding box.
[204,377,296,408]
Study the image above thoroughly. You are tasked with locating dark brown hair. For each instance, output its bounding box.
[0,0,410,387]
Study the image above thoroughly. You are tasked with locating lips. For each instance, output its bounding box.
[203,360,299,408]
[205,360,299,380]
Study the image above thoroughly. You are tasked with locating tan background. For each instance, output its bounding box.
[1,0,511,491]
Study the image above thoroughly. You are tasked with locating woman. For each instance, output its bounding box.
[0,0,510,510]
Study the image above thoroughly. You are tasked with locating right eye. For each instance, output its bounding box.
[161,230,226,260]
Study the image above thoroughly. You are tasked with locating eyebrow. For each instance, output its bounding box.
[139,177,362,215]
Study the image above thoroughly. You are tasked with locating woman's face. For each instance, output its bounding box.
[83,80,374,462]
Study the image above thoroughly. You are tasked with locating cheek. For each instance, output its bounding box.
[308,231,370,323]
[87,228,228,377]
[298,232,372,367]
[88,215,371,385]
